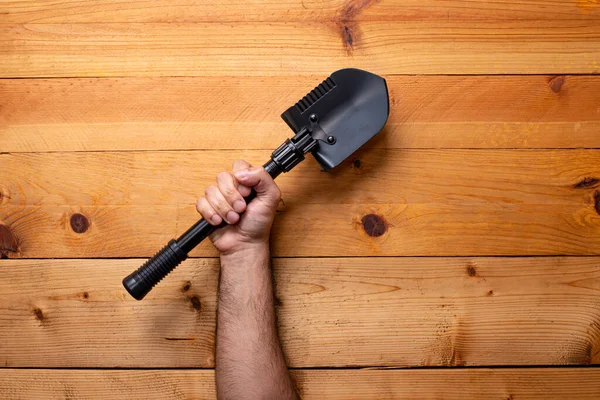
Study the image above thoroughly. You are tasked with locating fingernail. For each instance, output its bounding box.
[233,200,246,213]
[211,215,222,225]
[226,211,239,224]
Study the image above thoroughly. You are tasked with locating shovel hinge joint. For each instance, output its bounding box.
[270,127,317,173]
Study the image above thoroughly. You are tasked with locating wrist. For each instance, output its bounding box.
[220,241,270,262]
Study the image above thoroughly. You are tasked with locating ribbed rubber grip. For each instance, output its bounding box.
[122,239,187,300]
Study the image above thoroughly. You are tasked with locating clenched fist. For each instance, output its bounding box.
[196,160,281,255]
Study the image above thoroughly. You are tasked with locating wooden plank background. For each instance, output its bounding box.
[2,76,600,152]
[1,0,600,398]
[2,369,600,400]
[3,149,600,258]
[2,257,600,368]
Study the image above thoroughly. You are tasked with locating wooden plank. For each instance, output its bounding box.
[2,368,600,400]
[2,0,599,23]
[2,75,600,152]
[2,149,600,257]
[5,203,600,257]
[1,22,599,77]
[1,257,599,368]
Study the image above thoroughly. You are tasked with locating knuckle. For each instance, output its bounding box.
[222,185,237,198]
[218,200,232,212]
[205,185,216,197]
[217,179,237,198]
[217,171,230,182]
[213,196,230,212]
[198,199,211,213]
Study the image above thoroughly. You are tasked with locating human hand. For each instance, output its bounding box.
[196,160,281,256]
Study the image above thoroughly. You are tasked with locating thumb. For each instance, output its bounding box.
[234,166,280,208]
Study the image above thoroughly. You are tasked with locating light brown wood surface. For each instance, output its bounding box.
[2,75,600,152]
[1,257,599,368]
[2,0,600,396]
[2,0,599,23]
[2,21,600,77]
[2,149,600,257]
[2,368,600,399]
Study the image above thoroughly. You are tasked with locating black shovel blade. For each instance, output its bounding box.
[281,68,389,170]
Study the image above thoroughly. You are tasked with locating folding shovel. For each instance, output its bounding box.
[123,68,390,300]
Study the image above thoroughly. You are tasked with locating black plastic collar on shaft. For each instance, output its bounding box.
[122,131,316,300]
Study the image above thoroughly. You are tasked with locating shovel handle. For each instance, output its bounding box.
[123,128,316,300]
[122,159,282,300]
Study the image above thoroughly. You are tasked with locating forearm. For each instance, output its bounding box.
[216,244,298,400]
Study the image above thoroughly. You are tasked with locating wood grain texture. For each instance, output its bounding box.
[2,75,600,152]
[1,257,599,368]
[3,368,600,399]
[2,0,599,23]
[2,149,600,257]
[2,0,599,394]
[1,21,599,77]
